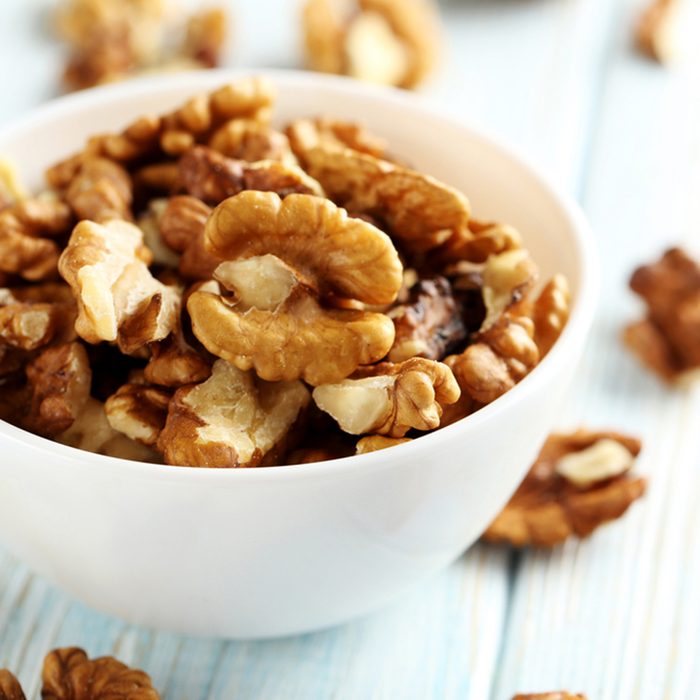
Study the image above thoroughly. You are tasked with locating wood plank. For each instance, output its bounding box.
[494,0,700,696]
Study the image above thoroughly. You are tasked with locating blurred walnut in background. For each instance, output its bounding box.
[302,0,441,89]
[54,0,228,92]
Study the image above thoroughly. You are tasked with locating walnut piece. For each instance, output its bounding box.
[158,359,310,468]
[483,430,646,548]
[0,159,27,209]
[105,382,170,446]
[209,119,296,164]
[513,694,587,700]
[65,157,133,222]
[0,670,26,700]
[189,256,396,385]
[313,357,460,437]
[58,219,179,352]
[624,248,700,382]
[177,146,323,205]
[42,647,160,700]
[388,276,466,361]
[635,0,678,62]
[531,274,571,356]
[203,191,403,304]
[303,0,440,88]
[299,144,471,253]
[433,218,523,265]
[355,435,412,454]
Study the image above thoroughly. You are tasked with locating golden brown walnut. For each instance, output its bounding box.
[22,342,91,438]
[513,694,587,700]
[136,199,180,268]
[287,117,390,161]
[635,0,678,62]
[624,248,700,382]
[432,218,523,266]
[133,161,180,193]
[531,274,571,356]
[144,313,212,387]
[313,357,460,437]
[299,145,470,252]
[46,78,275,186]
[189,256,396,385]
[483,430,646,548]
[64,157,133,222]
[388,276,466,362]
[203,191,403,304]
[0,159,27,209]
[0,670,25,700]
[57,396,160,462]
[0,300,63,352]
[209,120,296,164]
[303,0,440,88]
[105,381,170,446]
[42,646,160,700]
[177,146,323,205]
[58,219,180,352]
[158,359,310,468]
[183,7,227,68]
[355,435,412,454]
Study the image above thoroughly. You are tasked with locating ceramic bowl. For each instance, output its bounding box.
[0,70,598,638]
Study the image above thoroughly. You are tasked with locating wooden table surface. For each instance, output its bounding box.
[1,0,699,698]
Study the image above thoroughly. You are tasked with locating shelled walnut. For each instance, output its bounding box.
[303,0,441,88]
[635,0,678,63]
[624,248,700,383]
[513,694,587,700]
[0,670,25,700]
[483,430,646,548]
[0,77,570,468]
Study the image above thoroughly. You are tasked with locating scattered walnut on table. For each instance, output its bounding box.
[0,670,25,700]
[624,247,700,383]
[42,647,160,700]
[387,276,467,362]
[635,0,678,63]
[483,429,646,548]
[158,359,310,468]
[58,219,180,353]
[302,0,440,88]
[313,357,460,437]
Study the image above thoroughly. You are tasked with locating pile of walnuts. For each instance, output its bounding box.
[0,76,571,469]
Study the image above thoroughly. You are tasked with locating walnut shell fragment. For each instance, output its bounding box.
[483,430,646,548]
[204,191,403,304]
[303,0,440,88]
[42,647,160,700]
[58,219,179,352]
[624,248,700,382]
[299,145,470,253]
[313,357,460,437]
[0,670,26,700]
[158,359,310,468]
[189,256,396,385]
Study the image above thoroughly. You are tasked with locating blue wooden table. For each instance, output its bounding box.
[2,0,700,697]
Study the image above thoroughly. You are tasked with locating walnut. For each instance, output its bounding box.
[42,647,160,699]
[177,146,323,205]
[46,78,275,185]
[388,276,466,361]
[136,198,180,268]
[105,381,170,446]
[133,162,180,193]
[157,359,310,468]
[57,396,160,462]
[0,670,25,700]
[189,256,396,385]
[624,248,700,382]
[483,430,646,547]
[64,157,133,222]
[287,117,390,161]
[432,218,523,265]
[531,274,571,356]
[209,119,296,164]
[203,191,403,305]
[302,0,440,88]
[355,435,412,454]
[313,357,460,437]
[22,342,91,438]
[0,159,27,209]
[448,314,539,405]
[299,144,471,253]
[513,694,587,700]
[182,7,227,68]
[635,0,678,62]
[58,219,180,352]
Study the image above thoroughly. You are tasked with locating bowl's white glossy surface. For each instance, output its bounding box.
[0,70,598,638]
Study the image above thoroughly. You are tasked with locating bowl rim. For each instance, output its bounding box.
[0,68,600,483]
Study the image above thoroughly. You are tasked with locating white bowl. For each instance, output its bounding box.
[0,70,598,639]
